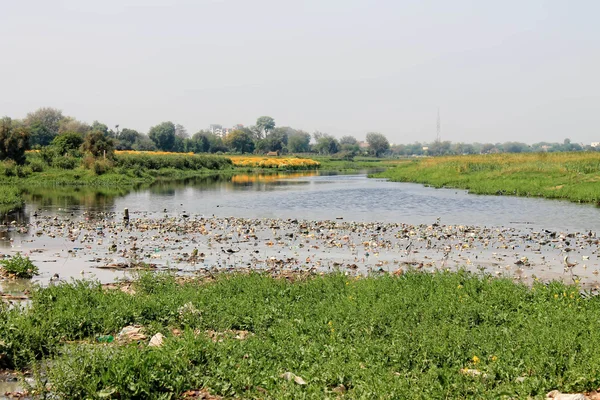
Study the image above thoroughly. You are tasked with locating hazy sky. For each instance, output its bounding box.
[1,0,599,144]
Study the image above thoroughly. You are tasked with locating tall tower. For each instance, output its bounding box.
[436,108,441,143]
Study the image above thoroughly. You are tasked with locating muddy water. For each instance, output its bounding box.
[1,171,600,289]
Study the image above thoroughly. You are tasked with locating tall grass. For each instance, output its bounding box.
[375,152,600,204]
[0,186,23,212]
[2,272,600,398]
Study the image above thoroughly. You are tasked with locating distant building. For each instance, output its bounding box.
[358,141,369,149]
[209,124,222,133]
[591,142,600,148]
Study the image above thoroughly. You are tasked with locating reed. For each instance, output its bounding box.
[376,152,600,204]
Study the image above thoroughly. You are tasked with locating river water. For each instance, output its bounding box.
[1,171,600,289]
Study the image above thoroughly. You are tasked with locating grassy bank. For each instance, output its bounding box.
[2,271,599,398]
[375,152,600,204]
[0,186,23,213]
[311,156,404,171]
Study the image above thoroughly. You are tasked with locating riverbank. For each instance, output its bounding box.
[1,271,598,398]
[374,152,600,204]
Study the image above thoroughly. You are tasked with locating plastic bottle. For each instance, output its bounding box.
[96,335,114,343]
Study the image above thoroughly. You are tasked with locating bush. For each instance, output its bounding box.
[0,253,39,279]
[93,159,113,175]
[1,159,17,177]
[15,165,31,178]
[28,158,45,172]
[52,156,79,170]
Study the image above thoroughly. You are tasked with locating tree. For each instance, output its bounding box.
[90,121,109,135]
[0,117,29,164]
[262,127,288,152]
[175,124,188,138]
[224,129,255,153]
[52,132,84,156]
[366,132,390,157]
[59,117,90,135]
[117,128,142,150]
[132,136,157,151]
[189,131,211,153]
[339,135,360,154]
[81,130,115,158]
[287,130,311,153]
[148,122,176,151]
[24,107,64,146]
[313,134,340,155]
[254,116,276,139]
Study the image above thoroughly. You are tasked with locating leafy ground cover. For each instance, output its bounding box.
[375,152,600,204]
[2,271,599,398]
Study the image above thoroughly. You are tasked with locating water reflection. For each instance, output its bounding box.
[0,208,29,248]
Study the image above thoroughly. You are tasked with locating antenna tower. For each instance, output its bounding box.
[436,108,441,143]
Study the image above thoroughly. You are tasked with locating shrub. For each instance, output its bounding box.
[28,158,45,172]
[51,156,79,170]
[0,253,39,279]
[1,159,17,177]
[93,159,113,175]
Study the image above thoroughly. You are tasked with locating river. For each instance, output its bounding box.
[1,171,600,289]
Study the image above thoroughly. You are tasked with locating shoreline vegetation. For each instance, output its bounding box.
[2,271,599,398]
[0,152,336,213]
[375,152,600,205]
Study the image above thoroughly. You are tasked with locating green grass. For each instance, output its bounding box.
[311,156,400,171]
[0,186,24,213]
[2,271,600,398]
[375,152,600,204]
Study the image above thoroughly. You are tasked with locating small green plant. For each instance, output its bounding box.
[0,253,39,279]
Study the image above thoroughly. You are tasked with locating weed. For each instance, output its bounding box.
[2,272,600,398]
[0,253,39,279]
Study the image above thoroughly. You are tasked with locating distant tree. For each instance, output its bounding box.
[501,142,530,153]
[287,130,311,153]
[339,135,360,154]
[313,134,340,155]
[25,107,64,147]
[58,117,90,135]
[366,132,390,157]
[132,135,157,151]
[254,116,276,139]
[148,122,176,151]
[90,121,109,135]
[189,131,211,153]
[81,130,115,158]
[0,117,30,164]
[117,128,142,150]
[428,140,452,156]
[51,132,84,156]
[339,135,358,146]
[262,127,288,152]
[480,143,496,154]
[224,129,255,153]
[175,124,188,138]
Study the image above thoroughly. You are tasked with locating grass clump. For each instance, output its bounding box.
[2,271,600,398]
[0,253,39,279]
[0,186,23,212]
[375,152,600,204]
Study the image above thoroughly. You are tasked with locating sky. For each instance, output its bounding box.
[1,0,599,144]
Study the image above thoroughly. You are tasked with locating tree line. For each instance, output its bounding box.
[0,108,392,164]
[2,107,597,166]
[391,138,595,156]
